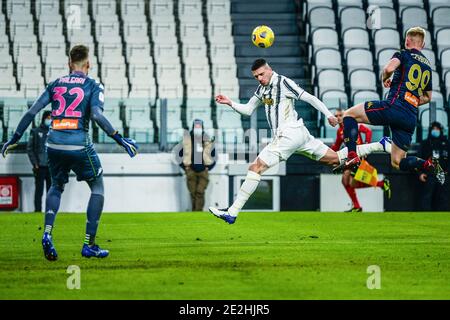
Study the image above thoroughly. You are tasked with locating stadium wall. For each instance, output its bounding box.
[0,153,230,212]
[0,152,429,212]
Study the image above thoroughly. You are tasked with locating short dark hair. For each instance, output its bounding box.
[251,58,267,71]
[69,45,89,65]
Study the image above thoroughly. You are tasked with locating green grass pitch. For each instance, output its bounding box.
[0,211,449,300]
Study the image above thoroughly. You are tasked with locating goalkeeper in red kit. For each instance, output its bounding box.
[331,109,391,212]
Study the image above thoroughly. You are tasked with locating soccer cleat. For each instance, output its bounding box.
[208,207,237,224]
[42,233,58,261]
[345,207,363,213]
[430,158,446,185]
[379,136,392,153]
[81,244,109,258]
[382,178,392,199]
[333,151,361,174]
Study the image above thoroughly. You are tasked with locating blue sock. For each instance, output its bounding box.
[86,193,104,245]
[399,156,426,172]
[343,116,358,153]
[44,185,63,234]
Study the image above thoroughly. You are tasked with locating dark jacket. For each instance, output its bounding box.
[418,127,449,173]
[27,124,49,167]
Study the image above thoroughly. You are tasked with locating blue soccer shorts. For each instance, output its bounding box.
[364,100,417,152]
[47,144,103,187]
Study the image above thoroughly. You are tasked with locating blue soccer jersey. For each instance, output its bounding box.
[387,48,433,111]
[42,71,104,146]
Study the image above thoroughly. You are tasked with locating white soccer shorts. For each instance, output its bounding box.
[258,124,329,167]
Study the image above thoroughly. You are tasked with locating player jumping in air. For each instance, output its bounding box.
[338,27,445,184]
[1,45,139,260]
[331,109,391,212]
[208,59,392,224]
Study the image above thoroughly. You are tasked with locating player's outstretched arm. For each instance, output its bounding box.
[299,91,338,127]
[216,94,261,116]
[90,106,139,158]
[1,90,50,158]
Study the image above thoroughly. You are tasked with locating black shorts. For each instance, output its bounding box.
[364,100,417,151]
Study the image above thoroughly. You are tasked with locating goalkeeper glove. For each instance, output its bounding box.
[1,133,21,158]
[110,132,139,158]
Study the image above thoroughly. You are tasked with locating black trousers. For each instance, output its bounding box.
[419,176,450,211]
[34,166,51,212]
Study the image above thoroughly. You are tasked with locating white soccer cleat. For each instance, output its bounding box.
[208,207,237,224]
[379,136,392,154]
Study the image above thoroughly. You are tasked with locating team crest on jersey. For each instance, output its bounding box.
[263,97,274,106]
[366,101,373,109]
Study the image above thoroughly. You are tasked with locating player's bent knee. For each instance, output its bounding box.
[391,159,401,170]
[88,177,105,196]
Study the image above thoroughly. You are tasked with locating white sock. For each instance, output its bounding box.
[228,171,261,216]
[337,142,388,164]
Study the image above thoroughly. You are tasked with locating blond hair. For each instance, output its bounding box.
[406,27,426,46]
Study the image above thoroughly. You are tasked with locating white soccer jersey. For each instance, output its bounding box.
[253,71,305,134]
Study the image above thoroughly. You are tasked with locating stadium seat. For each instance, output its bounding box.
[374,29,400,56]
[92,0,116,16]
[401,7,428,34]
[349,69,377,95]
[321,90,348,109]
[343,28,370,54]
[149,0,174,21]
[422,48,437,71]
[377,48,397,69]
[317,69,345,97]
[432,7,450,37]
[436,28,450,58]
[346,49,374,74]
[125,103,154,143]
[444,71,450,100]
[313,48,342,83]
[352,90,380,105]
[311,28,339,57]
[121,0,145,16]
[398,0,424,12]
[440,49,450,71]
[431,71,441,91]
[307,7,335,38]
[367,0,393,7]
[304,0,332,18]
[419,106,449,138]
[372,7,397,30]
[340,7,366,33]
[428,0,449,13]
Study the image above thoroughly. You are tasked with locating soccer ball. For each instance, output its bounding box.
[252,25,275,48]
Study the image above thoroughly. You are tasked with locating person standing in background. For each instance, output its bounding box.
[27,111,52,212]
[417,122,449,211]
[180,119,216,211]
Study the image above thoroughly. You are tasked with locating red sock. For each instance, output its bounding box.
[353,181,384,189]
[344,185,361,208]
[353,181,370,189]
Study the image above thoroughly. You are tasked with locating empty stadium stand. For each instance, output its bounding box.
[308,0,449,141]
[0,0,448,149]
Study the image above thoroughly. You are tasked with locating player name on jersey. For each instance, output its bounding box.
[58,76,86,84]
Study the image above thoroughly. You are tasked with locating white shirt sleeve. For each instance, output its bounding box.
[230,95,262,116]
[299,91,333,118]
[282,77,305,100]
